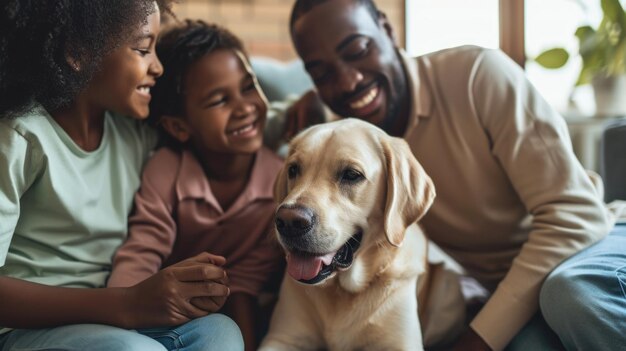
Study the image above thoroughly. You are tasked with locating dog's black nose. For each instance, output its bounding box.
[275,205,316,238]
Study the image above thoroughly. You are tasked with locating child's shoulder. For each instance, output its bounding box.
[140,146,185,188]
[259,146,284,172]
[0,105,55,148]
[145,146,184,170]
[249,147,284,195]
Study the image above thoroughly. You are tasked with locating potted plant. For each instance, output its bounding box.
[535,0,626,116]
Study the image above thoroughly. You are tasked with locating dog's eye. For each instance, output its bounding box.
[340,169,364,183]
[287,164,300,179]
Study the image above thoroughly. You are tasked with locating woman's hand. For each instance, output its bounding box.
[123,252,229,328]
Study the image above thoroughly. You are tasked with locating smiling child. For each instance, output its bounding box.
[107,20,285,351]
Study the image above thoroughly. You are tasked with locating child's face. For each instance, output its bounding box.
[84,7,163,119]
[181,49,267,155]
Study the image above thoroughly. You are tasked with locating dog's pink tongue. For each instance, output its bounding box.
[286,253,335,281]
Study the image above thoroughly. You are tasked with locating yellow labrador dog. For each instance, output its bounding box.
[260,119,438,351]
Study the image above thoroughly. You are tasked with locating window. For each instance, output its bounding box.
[405,0,500,56]
[525,0,604,113]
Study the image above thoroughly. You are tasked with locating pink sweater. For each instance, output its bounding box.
[107,146,284,296]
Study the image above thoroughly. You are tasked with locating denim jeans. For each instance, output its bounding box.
[0,314,243,351]
[505,312,564,351]
[540,223,626,351]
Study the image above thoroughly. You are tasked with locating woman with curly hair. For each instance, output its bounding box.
[0,1,243,350]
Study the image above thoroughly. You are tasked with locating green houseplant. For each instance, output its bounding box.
[535,0,626,116]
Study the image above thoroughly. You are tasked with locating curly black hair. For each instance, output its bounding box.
[149,19,245,125]
[0,0,173,118]
[290,0,381,32]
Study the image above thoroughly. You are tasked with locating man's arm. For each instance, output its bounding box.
[466,48,612,350]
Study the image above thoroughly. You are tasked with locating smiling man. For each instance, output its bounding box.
[279,0,625,351]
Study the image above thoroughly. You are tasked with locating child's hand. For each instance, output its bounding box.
[190,263,229,313]
[199,252,227,267]
[124,252,229,328]
[188,252,229,313]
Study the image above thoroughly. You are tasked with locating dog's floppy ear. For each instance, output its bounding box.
[382,137,436,247]
[273,164,289,203]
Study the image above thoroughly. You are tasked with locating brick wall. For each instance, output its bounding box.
[171,0,405,61]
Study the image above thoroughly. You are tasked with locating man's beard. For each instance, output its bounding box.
[381,78,407,135]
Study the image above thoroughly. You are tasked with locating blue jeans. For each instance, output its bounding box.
[0,314,243,351]
[540,223,626,351]
[504,312,564,351]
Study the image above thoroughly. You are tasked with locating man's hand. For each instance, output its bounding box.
[285,90,328,139]
[123,252,229,328]
[451,327,492,351]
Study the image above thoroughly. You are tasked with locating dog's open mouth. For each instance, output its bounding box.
[286,232,363,285]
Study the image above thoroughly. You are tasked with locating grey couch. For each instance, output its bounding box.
[251,57,313,102]
[601,119,626,202]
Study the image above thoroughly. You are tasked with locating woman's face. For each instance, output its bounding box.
[178,49,267,156]
[84,6,163,119]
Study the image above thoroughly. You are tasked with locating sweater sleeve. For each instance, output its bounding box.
[467,49,613,350]
[0,122,43,266]
[107,150,178,287]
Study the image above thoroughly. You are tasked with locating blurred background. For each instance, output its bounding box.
[172,0,405,61]
[170,0,626,174]
[170,0,603,111]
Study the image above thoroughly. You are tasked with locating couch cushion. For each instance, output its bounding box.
[251,57,314,102]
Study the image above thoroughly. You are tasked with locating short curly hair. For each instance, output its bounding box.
[290,0,381,32]
[0,0,173,118]
[148,19,246,125]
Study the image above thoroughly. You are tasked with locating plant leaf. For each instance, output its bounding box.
[535,48,570,68]
[575,25,596,43]
[581,48,607,82]
[601,0,626,26]
[608,38,626,74]
[576,25,599,56]
[576,65,594,85]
